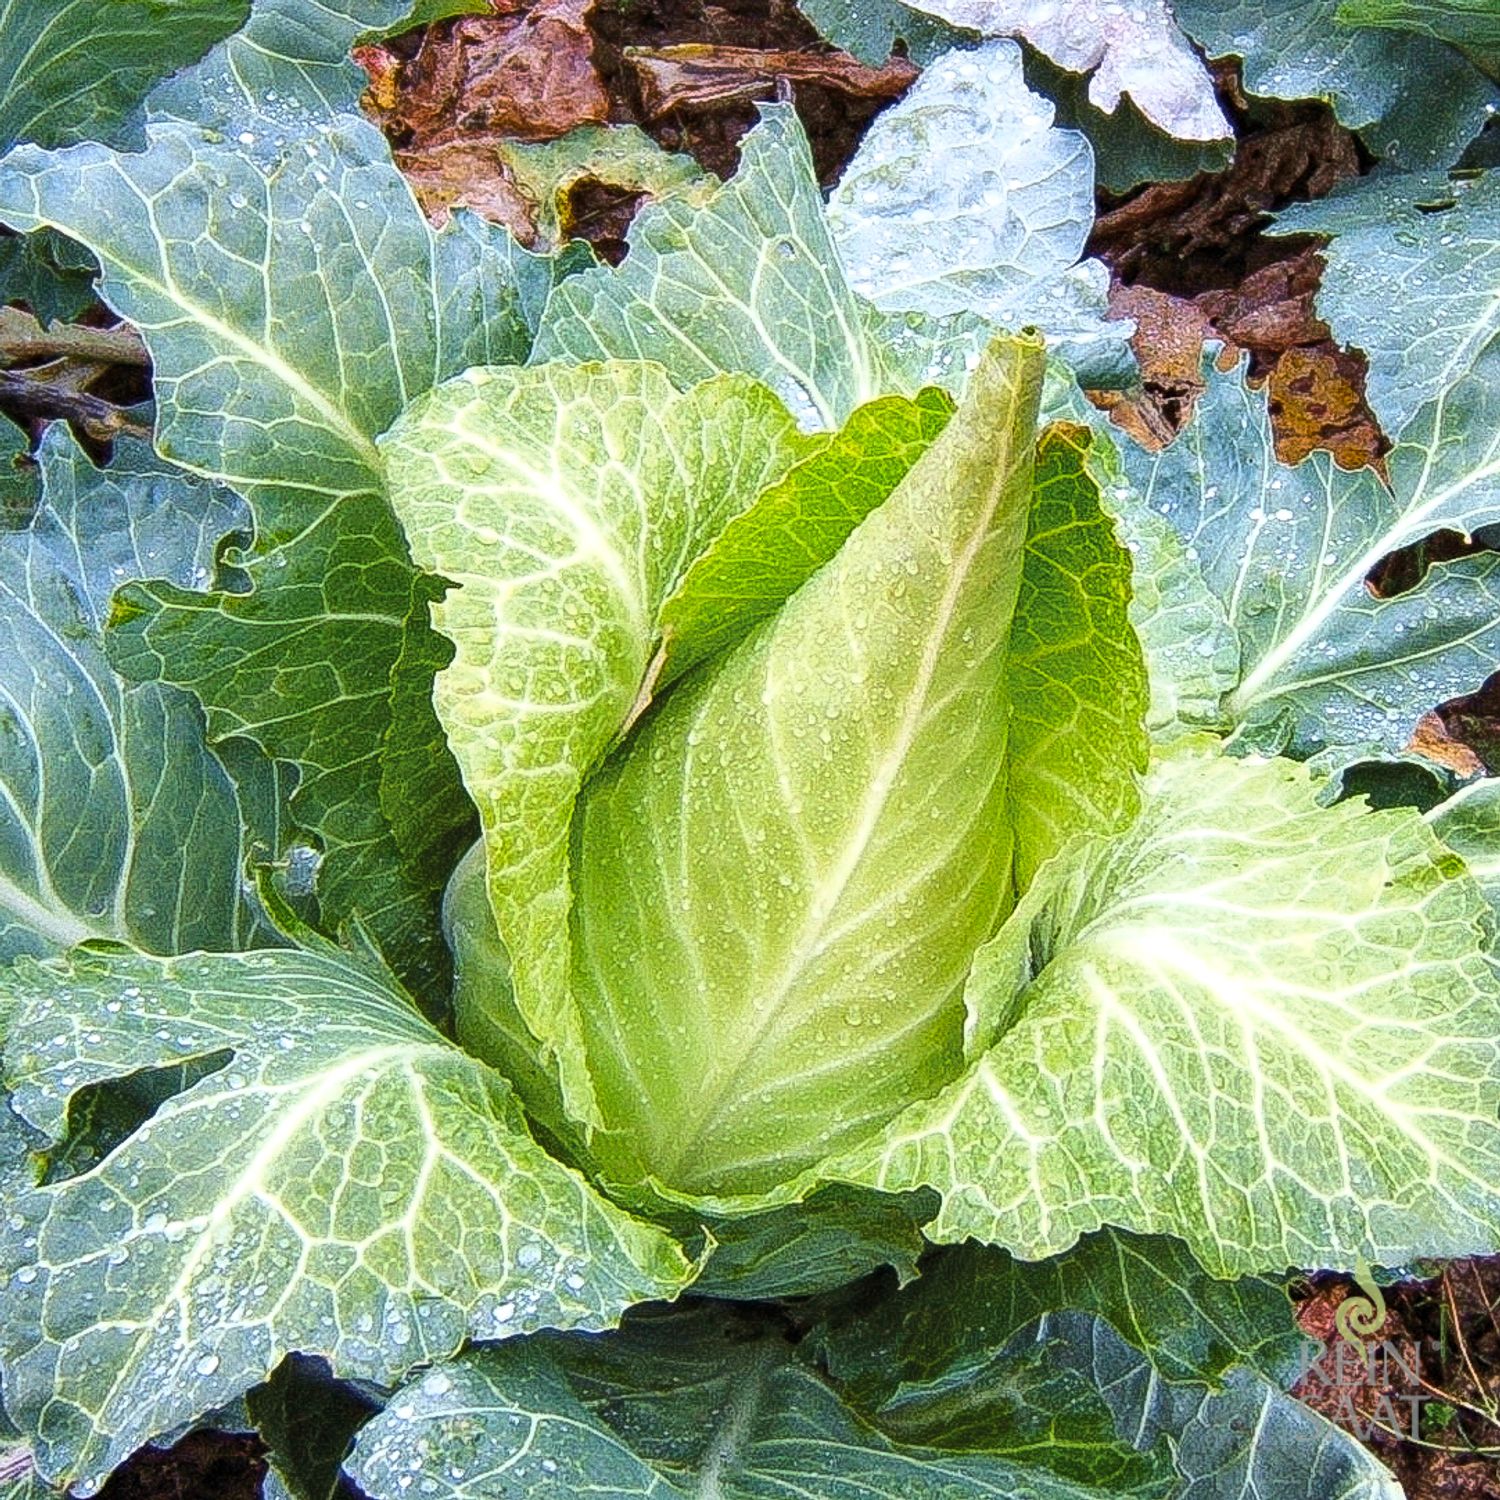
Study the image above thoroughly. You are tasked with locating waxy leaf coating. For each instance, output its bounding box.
[839,744,1500,1275]
[568,336,1045,1195]
[0,946,691,1494]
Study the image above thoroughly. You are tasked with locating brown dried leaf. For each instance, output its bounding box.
[367,1,609,146]
[1407,712,1486,780]
[1091,117,1358,285]
[1091,283,1224,448]
[394,140,539,240]
[624,44,916,119]
[1266,343,1384,470]
[1196,247,1328,357]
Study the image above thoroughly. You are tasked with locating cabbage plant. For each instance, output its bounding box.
[2,2,1500,1498]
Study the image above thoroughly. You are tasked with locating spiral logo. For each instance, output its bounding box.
[1334,1254,1387,1350]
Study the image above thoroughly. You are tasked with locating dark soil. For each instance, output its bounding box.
[96,1431,266,1500]
[1295,1263,1500,1499]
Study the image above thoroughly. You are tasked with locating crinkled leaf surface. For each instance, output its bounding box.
[1006,422,1147,883]
[347,1304,1172,1500]
[0,945,692,1494]
[1273,169,1500,439]
[832,743,1500,1275]
[442,340,1148,1200]
[0,427,271,961]
[1175,0,1498,169]
[1111,353,1500,761]
[381,360,818,1120]
[0,86,550,986]
[826,41,1132,384]
[892,0,1228,141]
[566,338,1056,1198]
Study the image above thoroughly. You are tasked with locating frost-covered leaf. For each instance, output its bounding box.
[1273,169,1500,438]
[0,0,245,151]
[532,106,886,429]
[826,41,1132,385]
[893,0,1229,142]
[381,360,817,1120]
[0,427,272,961]
[1175,0,1498,170]
[1111,352,1500,761]
[561,338,1043,1196]
[0,945,692,1494]
[834,743,1500,1275]
[1031,56,1233,193]
[1428,777,1500,926]
[657,389,953,683]
[347,1304,1172,1500]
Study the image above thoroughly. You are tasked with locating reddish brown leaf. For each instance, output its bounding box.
[1091,283,1225,448]
[1408,712,1486,780]
[364,1,609,146]
[1266,343,1384,470]
[1196,247,1329,357]
[1090,116,1358,287]
[394,139,539,240]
